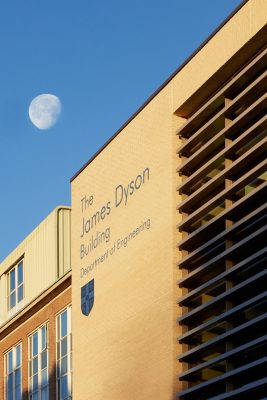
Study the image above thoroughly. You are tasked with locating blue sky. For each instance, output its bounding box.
[0,0,242,261]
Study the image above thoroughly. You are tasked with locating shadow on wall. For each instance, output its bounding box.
[21,363,71,400]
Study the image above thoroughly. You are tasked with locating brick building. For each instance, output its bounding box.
[0,207,71,400]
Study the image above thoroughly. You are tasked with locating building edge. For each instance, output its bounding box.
[70,0,249,182]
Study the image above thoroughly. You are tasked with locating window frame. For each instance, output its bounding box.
[7,258,24,311]
[56,306,72,400]
[28,322,49,400]
[4,342,22,400]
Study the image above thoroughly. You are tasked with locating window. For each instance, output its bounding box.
[56,307,72,400]
[28,324,49,400]
[4,343,22,400]
[7,259,24,310]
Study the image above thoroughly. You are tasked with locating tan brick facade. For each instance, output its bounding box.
[70,1,267,398]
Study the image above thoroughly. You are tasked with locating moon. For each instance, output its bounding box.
[29,94,61,130]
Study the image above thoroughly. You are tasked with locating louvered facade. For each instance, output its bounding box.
[69,1,267,398]
[176,45,267,399]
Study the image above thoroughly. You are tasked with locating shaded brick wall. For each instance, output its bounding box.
[0,278,71,400]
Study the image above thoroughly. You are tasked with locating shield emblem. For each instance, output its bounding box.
[81,279,94,316]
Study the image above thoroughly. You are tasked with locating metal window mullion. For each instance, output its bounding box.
[43,324,49,397]
[12,346,16,400]
[15,266,18,307]
[38,328,41,399]
[7,271,11,310]
[57,315,62,400]
[28,336,32,396]
[56,306,72,400]
[4,354,6,400]
[67,333,71,397]
[69,307,72,399]
[19,345,22,400]
[21,261,24,300]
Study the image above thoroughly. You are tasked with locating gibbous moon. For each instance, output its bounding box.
[29,94,61,130]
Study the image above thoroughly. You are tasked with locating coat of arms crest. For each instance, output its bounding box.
[81,279,94,316]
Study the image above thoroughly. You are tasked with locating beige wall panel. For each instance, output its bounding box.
[71,2,267,393]
[0,206,71,325]
[58,208,72,276]
[171,0,267,113]
[72,86,183,399]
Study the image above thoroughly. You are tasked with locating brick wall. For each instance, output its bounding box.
[0,277,71,400]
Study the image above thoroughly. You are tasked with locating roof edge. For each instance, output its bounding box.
[71,0,248,182]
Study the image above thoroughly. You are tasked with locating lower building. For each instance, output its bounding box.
[0,207,72,400]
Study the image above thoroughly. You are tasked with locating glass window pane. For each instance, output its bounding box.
[29,336,32,357]
[57,380,60,399]
[7,390,13,400]
[10,292,16,309]
[57,308,71,399]
[15,369,21,387]
[33,374,38,392]
[41,368,48,387]
[16,345,21,367]
[33,332,38,356]
[57,342,60,360]
[61,337,68,357]
[61,356,68,375]
[41,386,48,400]
[33,358,38,374]
[57,364,60,381]
[61,375,68,399]
[33,392,38,400]
[6,345,23,400]
[10,269,15,291]
[29,361,32,377]
[61,311,67,338]
[8,351,13,373]
[41,350,47,369]
[42,325,47,350]
[57,316,60,341]
[15,383,21,400]
[17,261,23,285]
[8,374,13,393]
[18,285,23,302]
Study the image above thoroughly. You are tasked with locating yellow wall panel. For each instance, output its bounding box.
[72,86,184,399]
[71,1,266,397]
